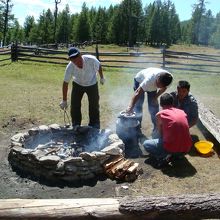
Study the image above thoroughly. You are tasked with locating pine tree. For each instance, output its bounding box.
[210,12,220,48]
[56,4,71,44]
[75,2,91,42]
[93,7,108,44]
[0,0,14,46]
[38,9,54,44]
[191,0,206,44]
[23,16,35,44]
[199,9,214,45]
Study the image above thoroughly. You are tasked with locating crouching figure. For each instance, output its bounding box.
[143,93,192,166]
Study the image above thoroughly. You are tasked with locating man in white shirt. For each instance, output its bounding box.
[60,47,105,129]
[126,67,173,136]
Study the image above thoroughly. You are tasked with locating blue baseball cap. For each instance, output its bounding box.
[68,47,80,58]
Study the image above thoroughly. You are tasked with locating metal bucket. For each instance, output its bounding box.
[116,111,140,147]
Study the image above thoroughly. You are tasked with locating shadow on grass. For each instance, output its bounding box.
[161,157,197,178]
[0,62,11,67]
[144,156,197,178]
[124,133,149,159]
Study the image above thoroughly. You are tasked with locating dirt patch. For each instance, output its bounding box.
[1,117,220,199]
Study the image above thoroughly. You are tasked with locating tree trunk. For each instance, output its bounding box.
[1,194,220,219]
[120,193,220,219]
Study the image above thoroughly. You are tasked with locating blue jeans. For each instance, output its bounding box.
[133,79,159,130]
[143,138,169,159]
[143,139,185,160]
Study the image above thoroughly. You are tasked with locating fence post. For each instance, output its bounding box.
[161,45,166,68]
[95,43,99,61]
[11,43,18,62]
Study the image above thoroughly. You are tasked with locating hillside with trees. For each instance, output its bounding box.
[0,0,220,48]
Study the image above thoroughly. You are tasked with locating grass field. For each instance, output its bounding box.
[0,44,220,136]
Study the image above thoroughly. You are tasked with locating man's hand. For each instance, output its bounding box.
[59,100,68,110]
[125,106,133,115]
[100,77,105,85]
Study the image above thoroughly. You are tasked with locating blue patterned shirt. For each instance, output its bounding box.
[170,91,198,127]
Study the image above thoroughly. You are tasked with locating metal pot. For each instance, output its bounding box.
[116,111,140,147]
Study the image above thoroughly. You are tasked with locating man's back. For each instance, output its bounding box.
[157,107,192,153]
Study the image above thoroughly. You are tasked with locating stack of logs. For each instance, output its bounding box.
[103,155,142,182]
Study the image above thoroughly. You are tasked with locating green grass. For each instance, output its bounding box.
[0,45,220,136]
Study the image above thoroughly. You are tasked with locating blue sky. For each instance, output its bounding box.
[12,0,220,26]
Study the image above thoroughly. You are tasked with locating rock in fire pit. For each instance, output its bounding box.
[8,124,125,183]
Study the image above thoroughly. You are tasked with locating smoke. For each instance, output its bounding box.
[101,74,134,132]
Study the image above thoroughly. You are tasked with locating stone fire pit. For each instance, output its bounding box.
[8,124,125,183]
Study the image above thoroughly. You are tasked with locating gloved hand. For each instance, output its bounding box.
[100,77,105,85]
[59,100,68,110]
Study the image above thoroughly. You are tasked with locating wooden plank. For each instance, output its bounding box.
[198,101,220,143]
[0,198,122,220]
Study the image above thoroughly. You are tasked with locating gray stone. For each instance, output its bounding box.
[63,157,83,163]
[39,155,60,164]
[56,161,65,171]
[28,128,39,136]
[38,125,50,131]
[64,164,77,173]
[79,152,96,161]
[107,133,121,144]
[101,145,124,155]
[11,133,25,143]
[49,124,61,130]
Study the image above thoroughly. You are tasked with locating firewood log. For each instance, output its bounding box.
[115,160,134,179]
[105,159,126,178]
[127,162,139,173]
[103,155,124,170]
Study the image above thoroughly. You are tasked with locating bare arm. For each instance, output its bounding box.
[126,87,144,113]
[156,113,162,136]
[98,65,104,79]
[156,87,167,99]
[62,81,69,101]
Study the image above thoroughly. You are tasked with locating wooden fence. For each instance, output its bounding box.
[0,46,11,63]
[1,44,220,74]
[165,50,220,74]
[2,44,164,69]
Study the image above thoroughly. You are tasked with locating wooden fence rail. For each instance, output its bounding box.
[164,49,220,74]
[0,45,163,69]
[1,44,220,73]
[0,47,11,63]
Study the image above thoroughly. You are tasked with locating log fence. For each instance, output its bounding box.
[0,46,11,63]
[11,44,163,69]
[1,44,219,74]
[164,49,220,74]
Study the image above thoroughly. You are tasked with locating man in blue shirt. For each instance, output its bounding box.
[170,80,198,128]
